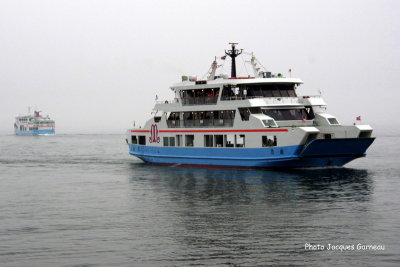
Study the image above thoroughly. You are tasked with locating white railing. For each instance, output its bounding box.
[221,96,300,104]
[298,95,322,99]
[155,95,322,105]
[155,98,179,105]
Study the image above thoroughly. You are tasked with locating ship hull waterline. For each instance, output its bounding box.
[15,129,55,136]
[128,137,375,169]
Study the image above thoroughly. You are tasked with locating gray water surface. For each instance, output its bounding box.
[0,133,399,266]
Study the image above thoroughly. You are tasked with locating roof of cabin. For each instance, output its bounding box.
[171,77,303,90]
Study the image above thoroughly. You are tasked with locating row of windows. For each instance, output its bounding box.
[35,121,55,125]
[168,110,235,120]
[131,136,146,145]
[131,134,278,148]
[263,108,314,121]
[14,125,52,131]
[166,110,235,128]
[15,124,54,129]
[177,83,298,104]
[221,84,297,100]
[238,107,315,121]
[238,107,263,121]
[204,134,245,147]
[16,119,54,125]
[180,88,220,105]
[164,106,314,127]
[16,126,27,131]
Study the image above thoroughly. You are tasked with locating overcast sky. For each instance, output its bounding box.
[0,0,399,134]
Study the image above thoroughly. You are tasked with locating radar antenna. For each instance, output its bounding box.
[225,42,242,78]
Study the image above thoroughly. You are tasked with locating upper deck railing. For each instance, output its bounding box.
[181,96,218,106]
[155,99,179,105]
[299,95,322,98]
[167,119,234,128]
[155,95,322,106]
[222,96,300,104]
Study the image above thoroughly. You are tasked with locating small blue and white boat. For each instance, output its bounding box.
[126,43,374,168]
[14,108,55,136]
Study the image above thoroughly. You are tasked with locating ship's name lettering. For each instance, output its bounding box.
[149,124,160,143]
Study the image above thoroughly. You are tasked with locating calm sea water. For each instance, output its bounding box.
[0,131,399,266]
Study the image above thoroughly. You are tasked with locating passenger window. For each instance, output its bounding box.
[176,135,183,146]
[262,119,277,127]
[236,134,245,147]
[185,135,194,146]
[328,118,339,125]
[163,137,169,146]
[262,136,276,147]
[214,135,224,147]
[204,135,213,147]
[225,134,235,147]
[138,136,146,145]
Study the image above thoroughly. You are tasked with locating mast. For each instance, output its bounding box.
[225,42,242,78]
[207,56,218,80]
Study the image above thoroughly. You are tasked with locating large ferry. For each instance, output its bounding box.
[14,108,55,136]
[126,44,374,168]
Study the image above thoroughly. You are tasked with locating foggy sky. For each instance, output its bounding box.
[1,0,399,134]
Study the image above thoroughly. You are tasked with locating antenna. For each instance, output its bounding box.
[225,42,242,78]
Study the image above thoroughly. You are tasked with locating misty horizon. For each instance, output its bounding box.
[1,0,399,135]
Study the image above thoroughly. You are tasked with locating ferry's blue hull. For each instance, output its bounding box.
[128,138,375,168]
[15,129,55,136]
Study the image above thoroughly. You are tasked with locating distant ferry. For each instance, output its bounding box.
[126,43,375,168]
[14,109,55,136]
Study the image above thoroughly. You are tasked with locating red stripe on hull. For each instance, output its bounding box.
[131,129,288,133]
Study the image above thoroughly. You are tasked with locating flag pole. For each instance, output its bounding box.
[356,116,362,124]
